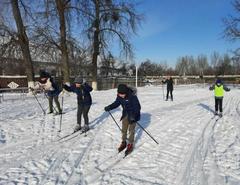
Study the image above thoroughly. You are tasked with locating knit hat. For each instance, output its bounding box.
[40,70,50,78]
[216,79,222,84]
[74,76,83,84]
[117,84,128,94]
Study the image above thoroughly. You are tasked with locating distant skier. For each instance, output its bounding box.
[162,76,174,101]
[32,70,62,114]
[63,77,93,132]
[209,79,230,117]
[104,84,141,156]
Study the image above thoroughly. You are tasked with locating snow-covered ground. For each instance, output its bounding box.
[0,84,240,185]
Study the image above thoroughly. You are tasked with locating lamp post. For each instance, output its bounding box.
[135,64,138,88]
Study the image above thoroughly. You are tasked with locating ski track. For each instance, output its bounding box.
[0,85,240,185]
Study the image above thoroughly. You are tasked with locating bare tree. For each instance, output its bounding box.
[223,0,240,42]
[196,54,209,76]
[0,0,35,87]
[78,0,142,90]
[55,0,70,82]
[32,0,78,83]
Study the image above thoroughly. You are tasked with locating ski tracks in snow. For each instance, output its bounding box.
[1,86,240,185]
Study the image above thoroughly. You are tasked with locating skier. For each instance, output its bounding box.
[104,84,141,156]
[209,78,230,117]
[32,70,62,114]
[63,77,93,132]
[162,76,174,101]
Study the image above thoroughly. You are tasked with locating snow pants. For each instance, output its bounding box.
[77,104,90,127]
[48,95,61,113]
[215,98,223,113]
[122,116,136,144]
[166,89,173,100]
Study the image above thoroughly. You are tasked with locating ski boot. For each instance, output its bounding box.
[118,141,127,153]
[82,124,89,132]
[125,143,133,156]
[74,124,82,132]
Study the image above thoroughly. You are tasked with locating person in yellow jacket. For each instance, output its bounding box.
[209,79,230,117]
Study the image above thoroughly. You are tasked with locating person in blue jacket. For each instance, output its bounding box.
[63,77,93,132]
[104,84,141,155]
[33,70,62,114]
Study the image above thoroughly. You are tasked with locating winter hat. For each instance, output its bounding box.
[117,84,128,94]
[216,79,222,84]
[74,76,83,84]
[40,70,50,78]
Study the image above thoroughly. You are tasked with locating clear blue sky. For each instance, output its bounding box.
[130,0,239,67]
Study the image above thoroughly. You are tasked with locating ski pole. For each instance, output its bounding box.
[136,121,159,145]
[58,96,64,132]
[32,91,46,115]
[108,111,122,132]
[162,83,165,100]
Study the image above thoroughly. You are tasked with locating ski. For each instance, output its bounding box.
[57,130,81,141]
[54,112,66,116]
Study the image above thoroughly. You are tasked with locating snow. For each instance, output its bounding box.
[0,84,240,185]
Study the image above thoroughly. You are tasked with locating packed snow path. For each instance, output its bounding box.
[0,85,240,185]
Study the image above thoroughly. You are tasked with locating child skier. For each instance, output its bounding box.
[32,70,62,114]
[63,77,93,132]
[104,84,141,156]
[209,79,230,117]
[162,76,174,101]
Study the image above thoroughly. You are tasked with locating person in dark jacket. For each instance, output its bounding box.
[63,77,93,132]
[104,84,141,155]
[162,76,174,101]
[33,70,62,114]
[209,79,230,117]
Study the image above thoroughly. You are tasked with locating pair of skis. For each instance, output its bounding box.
[57,128,90,142]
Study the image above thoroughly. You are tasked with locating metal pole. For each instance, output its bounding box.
[136,121,159,144]
[162,79,165,100]
[108,111,121,132]
[32,92,46,115]
[59,96,64,132]
[135,64,138,88]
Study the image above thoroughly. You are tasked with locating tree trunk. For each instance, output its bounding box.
[55,0,70,83]
[11,0,34,87]
[92,0,100,90]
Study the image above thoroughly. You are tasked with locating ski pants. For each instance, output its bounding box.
[77,104,90,127]
[48,95,61,113]
[166,89,173,100]
[215,98,223,113]
[122,116,136,144]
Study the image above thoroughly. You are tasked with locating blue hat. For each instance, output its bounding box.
[216,79,221,84]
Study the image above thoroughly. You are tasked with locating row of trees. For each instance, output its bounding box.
[136,52,240,77]
[0,0,142,89]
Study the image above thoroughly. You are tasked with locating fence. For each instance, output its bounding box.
[0,75,239,103]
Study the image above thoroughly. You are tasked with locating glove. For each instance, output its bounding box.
[59,89,66,97]
[29,87,34,91]
[104,106,110,112]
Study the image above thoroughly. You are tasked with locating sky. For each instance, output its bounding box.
[128,0,239,67]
